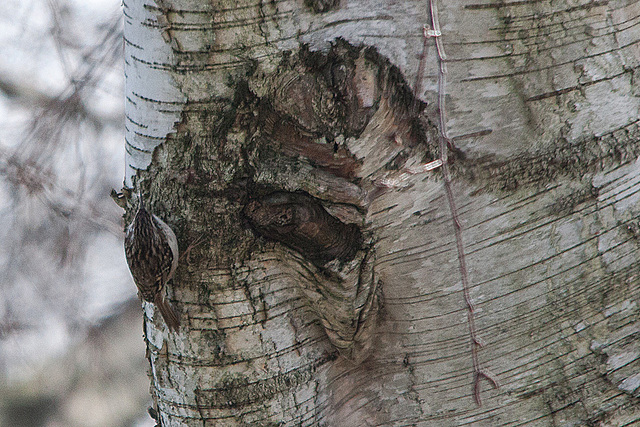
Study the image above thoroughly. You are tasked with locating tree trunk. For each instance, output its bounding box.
[124,0,640,425]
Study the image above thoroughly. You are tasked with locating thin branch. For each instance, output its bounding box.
[420,0,499,406]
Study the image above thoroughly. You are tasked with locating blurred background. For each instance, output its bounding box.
[0,1,154,426]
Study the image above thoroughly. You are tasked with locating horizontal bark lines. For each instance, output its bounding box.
[437,0,640,173]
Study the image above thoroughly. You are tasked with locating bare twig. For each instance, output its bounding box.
[419,0,499,406]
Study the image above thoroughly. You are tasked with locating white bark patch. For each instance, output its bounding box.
[619,373,640,393]
[124,1,188,184]
[607,350,640,371]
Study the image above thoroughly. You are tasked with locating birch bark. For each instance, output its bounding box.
[124,0,640,425]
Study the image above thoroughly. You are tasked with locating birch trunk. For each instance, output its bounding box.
[123,0,640,425]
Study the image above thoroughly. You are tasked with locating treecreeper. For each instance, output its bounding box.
[124,193,181,331]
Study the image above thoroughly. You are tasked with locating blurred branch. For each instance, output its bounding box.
[14,11,123,165]
[0,73,56,106]
[47,0,74,78]
[0,146,122,236]
[0,9,124,235]
[0,71,122,127]
[0,4,130,413]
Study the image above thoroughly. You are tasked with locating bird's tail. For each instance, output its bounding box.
[154,294,181,331]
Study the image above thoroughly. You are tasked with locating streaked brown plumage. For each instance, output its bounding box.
[124,196,180,330]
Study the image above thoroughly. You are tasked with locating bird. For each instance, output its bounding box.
[124,193,180,331]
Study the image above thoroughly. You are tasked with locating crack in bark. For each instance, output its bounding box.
[194,354,336,410]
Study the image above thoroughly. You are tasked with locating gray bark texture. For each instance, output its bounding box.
[123,0,640,425]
